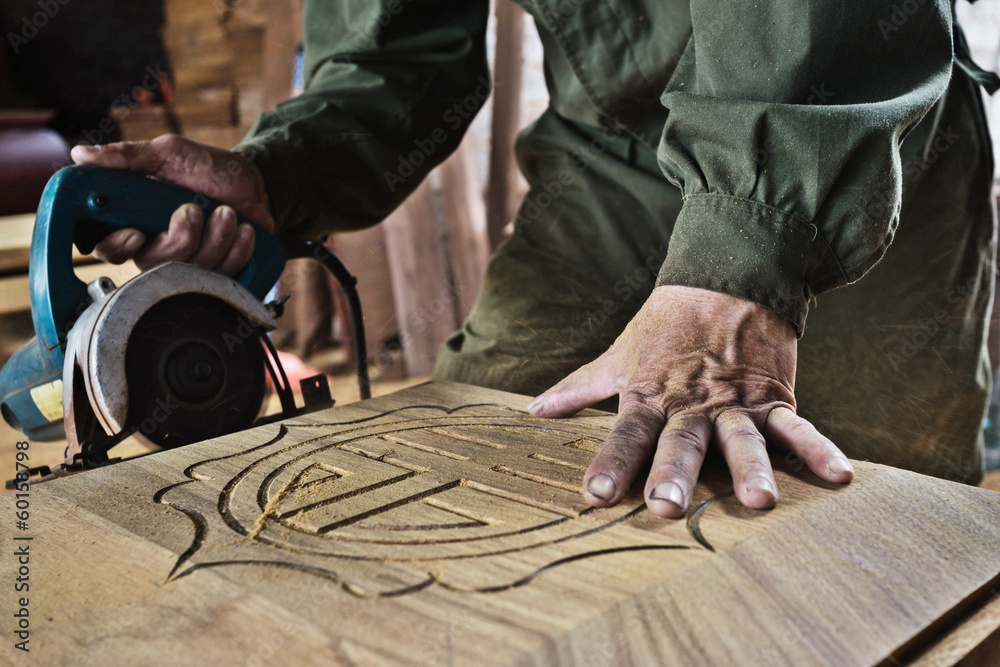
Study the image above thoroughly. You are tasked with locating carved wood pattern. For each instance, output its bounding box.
[153,404,722,596]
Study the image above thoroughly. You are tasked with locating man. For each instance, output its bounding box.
[72,0,997,518]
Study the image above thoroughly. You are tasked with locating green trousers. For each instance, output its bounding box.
[434,69,996,486]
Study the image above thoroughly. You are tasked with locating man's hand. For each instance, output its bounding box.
[70,134,275,275]
[528,285,853,518]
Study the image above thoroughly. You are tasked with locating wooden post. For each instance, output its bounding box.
[438,138,491,321]
[383,180,458,377]
[332,226,400,367]
[485,0,525,250]
[262,0,304,111]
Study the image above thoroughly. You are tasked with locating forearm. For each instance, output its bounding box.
[236,0,490,240]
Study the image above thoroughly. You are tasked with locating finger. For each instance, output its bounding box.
[527,351,617,417]
[92,228,146,265]
[71,140,167,174]
[764,407,853,483]
[214,223,256,276]
[581,393,665,507]
[644,412,711,518]
[714,410,778,510]
[188,206,237,270]
[132,204,203,270]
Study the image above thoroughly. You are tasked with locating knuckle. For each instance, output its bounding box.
[619,396,665,425]
[727,427,766,448]
[627,379,667,399]
[238,235,255,261]
[661,428,707,457]
[600,437,649,474]
[650,461,690,482]
[609,419,656,445]
[92,248,117,264]
[176,229,201,251]
[783,415,818,440]
[156,133,185,151]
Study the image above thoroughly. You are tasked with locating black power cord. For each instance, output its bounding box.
[285,240,371,401]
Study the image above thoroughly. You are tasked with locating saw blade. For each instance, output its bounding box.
[123,293,266,448]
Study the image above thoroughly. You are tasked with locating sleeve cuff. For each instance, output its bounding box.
[234,127,314,240]
[655,194,844,336]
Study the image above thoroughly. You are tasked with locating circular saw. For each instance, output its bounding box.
[0,166,369,484]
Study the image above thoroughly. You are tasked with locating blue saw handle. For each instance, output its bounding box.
[30,165,287,353]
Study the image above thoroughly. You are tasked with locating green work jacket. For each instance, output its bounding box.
[238,0,972,334]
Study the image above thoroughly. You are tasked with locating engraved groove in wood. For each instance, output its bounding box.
[153,405,704,595]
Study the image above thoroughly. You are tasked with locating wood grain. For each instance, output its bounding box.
[382,184,458,377]
[911,592,1000,666]
[0,213,93,275]
[0,261,140,315]
[2,381,998,666]
[486,0,525,250]
[438,138,490,321]
[332,226,400,366]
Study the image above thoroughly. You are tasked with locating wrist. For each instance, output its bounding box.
[651,285,797,341]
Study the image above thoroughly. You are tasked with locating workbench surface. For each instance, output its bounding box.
[3,382,999,666]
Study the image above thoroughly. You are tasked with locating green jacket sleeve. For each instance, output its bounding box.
[655,0,954,334]
[235,0,490,240]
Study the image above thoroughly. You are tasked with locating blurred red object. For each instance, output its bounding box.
[0,110,70,216]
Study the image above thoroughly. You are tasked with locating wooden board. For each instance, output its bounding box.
[0,261,140,315]
[3,381,1000,666]
[0,214,91,275]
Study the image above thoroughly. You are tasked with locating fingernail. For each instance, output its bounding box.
[123,231,144,252]
[218,206,235,224]
[746,477,777,502]
[186,205,202,226]
[828,457,853,476]
[73,144,98,154]
[526,396,543,412]
[238,223,253,240]
[586,474,615,501]
[649,482,685,508]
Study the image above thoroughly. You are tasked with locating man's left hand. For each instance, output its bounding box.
[528,285,854,518]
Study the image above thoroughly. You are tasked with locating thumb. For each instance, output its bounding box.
[528,351,618,417]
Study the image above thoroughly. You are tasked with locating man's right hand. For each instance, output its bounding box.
[70,134,275,276]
